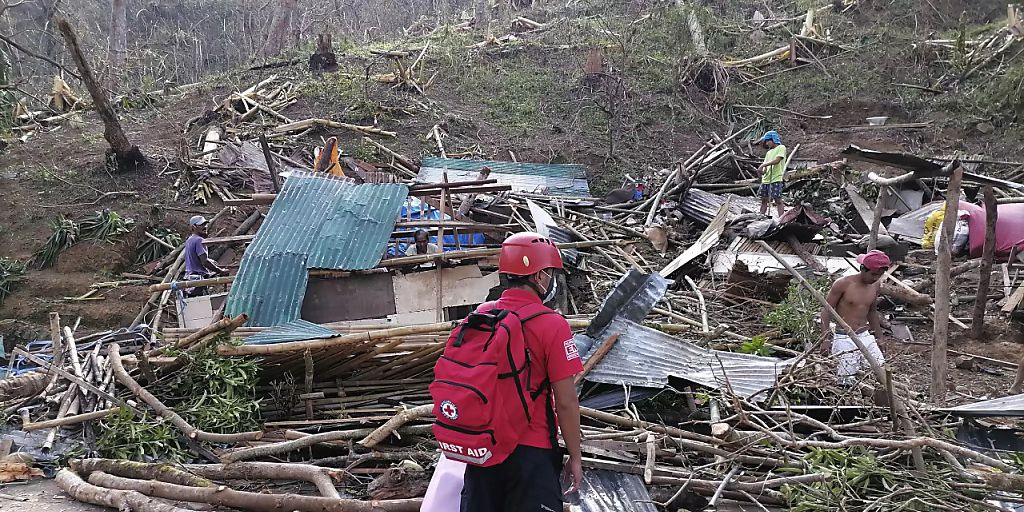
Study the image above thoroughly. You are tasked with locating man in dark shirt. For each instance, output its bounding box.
[183,215,227,297]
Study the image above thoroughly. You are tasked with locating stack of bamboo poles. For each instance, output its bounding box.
[3,313,130,450]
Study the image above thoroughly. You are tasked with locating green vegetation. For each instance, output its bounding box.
[135,227,182,265]
[764,277,831,346]
[79,209,134,244]
[783,447,986,511]
[0,257,26,305]
[97,338,262,462]
[737,335,774,356]
[32,215,79,270]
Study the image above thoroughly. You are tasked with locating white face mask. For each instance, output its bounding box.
[542,270,558,303]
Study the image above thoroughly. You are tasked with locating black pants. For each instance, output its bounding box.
[460,445,562,512]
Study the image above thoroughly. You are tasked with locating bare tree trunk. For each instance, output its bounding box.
[57,18,146,173]
[108,0,127,73]
[931,165,964,403]
[262,0,298,58]
[37,0,62,60]
[971,186,998,338]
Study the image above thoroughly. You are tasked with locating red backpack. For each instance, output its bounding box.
[430,306,552,466]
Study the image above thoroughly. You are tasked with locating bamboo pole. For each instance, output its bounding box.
[971,186,998,338]
[574,334,620,385]
[217,322,455,356]
[23,407,119,431]
[931,165,964,402]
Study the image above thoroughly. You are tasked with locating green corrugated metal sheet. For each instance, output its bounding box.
[417,157,590,197]
[225,173,409,327]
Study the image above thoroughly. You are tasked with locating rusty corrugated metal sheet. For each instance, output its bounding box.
[225,173,409,326]
[417,157,590,197]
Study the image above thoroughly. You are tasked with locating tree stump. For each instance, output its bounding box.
[309,33,338,72]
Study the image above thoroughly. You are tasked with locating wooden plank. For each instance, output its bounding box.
[1002,282,1024,313]
[660,200,730,277]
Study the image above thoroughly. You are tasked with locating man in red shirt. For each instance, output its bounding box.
[460,232,584,512]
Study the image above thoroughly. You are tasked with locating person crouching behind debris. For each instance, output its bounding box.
[183,215,228,297]
[405,229,441,256]
[820,250,890,385]
[756,130,787,218]
[433,232,584,512]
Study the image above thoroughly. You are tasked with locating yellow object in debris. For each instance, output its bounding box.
[313,137,345,177]
[922,209,945,249]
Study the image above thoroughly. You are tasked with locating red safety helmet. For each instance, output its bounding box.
[498,232,563,276]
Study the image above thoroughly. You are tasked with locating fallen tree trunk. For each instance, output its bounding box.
[88,471,423,512]
[109,346,263,444]
[186,462,342,499]
[73,459,210,487]
[56,19,146,173]
[56,469,194,512]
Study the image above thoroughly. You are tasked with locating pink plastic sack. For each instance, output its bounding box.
[421,455,466,512]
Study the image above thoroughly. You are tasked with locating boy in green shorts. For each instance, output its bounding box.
[756,130,787,218]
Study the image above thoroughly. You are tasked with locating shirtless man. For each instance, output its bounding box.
[820,250,890,384]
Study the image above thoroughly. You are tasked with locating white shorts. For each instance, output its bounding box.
[831,331,884,384]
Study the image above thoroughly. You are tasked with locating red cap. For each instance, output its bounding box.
[856,250,891,270]
[498,232,563,276]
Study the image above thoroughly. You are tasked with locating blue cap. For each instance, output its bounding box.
[757,131,781,145]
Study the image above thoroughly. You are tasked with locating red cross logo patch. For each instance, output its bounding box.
[440,400,459,420]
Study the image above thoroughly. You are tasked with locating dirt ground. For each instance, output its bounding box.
[0,479,105,512]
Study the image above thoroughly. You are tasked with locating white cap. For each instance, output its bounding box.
[189,215,208,226]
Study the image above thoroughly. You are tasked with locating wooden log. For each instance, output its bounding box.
[880,282,932,306]
[932,165,964,402]
[109,346,262,444]
[575,334,620,385]
[56,19,145,172]
[223,194,278,206]
[87,471,422,512]
[56,470,194,512]
[972,187,998,337]
[358,404,434,448]
[408,179,497,191]
[186,463,341,499]
[73,459,209,487]
[210,210,262,261]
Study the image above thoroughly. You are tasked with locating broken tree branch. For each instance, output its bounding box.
[109,346,263,444]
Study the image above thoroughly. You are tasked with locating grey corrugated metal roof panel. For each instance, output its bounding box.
[681,189,761,225]
[569,470,658,512]
[244,320,338,345]
[576,318,791,400]
[585,269,668,339]
[307,182,410,269]
[225,173,409,326]
[418,157,590,197]
[944,393,1024,417]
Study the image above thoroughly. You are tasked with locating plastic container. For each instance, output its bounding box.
[421,455,466,512]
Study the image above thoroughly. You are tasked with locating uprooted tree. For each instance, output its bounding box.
[57,18,146,173]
